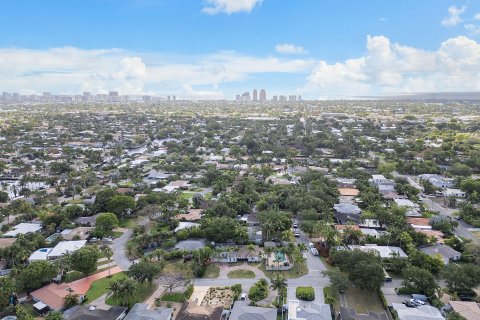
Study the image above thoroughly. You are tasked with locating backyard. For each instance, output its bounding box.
[85,272,126,302]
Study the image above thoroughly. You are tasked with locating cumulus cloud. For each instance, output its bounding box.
[305,35,480,98]
[202,0,262,15]
[275,43,308,54]
[0,47,313,99]
[442,5,466,26]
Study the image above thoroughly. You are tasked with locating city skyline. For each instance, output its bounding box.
[1,1,480,99]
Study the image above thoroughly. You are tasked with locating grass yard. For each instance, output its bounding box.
[161,292,187,302]
[257,260,308,279]
[119,217,137,229]
[203,264,220,278]
[227,269,256,278]
[163,261,194,278]
[85,272,126,302]
[180,192,194,200]
[106,282,157,308]
[344,287,385,314]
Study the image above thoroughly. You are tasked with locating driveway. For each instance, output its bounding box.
[111,228,134,271]
[287,230,330,305]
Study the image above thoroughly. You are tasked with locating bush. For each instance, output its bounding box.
[323,286,335,305]
[184,284,194,300]
[231,284,242,301]
[296,286,315,301]
[248,278,269,302]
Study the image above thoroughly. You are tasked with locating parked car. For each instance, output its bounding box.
[402,300,416,308]
[310,247,319,256]
[294,230,300,237]
[410,299,425,306]
[308,242,315,248]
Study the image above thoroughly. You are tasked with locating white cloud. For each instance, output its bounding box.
[474,12,480,20]
[202,0,262,15]
[305,35,480,98]
[0,47,313,99]
[275,43,308,54]
[465,23,480,35]
[442,5,466,26]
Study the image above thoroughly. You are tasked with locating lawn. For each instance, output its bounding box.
[163,261,194,278]
[227,269,256,278]
[106,282,157,308]
[344,287,385,314]
[180,192,194,200]
[203,264,220,278]
[119,217,137,229]
[85,272,126,302]
[257,260,308,279]
[161,292,187,302]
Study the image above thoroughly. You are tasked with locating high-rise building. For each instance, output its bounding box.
[241,92,251,102]
[253,89,258,101]
[298,95,302,101]
[167,95,171,101]
[289,95,297,102]
[259,89,266,102]
[109,91,118,97]
[279,95,286,102]
[236,94,241,101]
[172,96,176,102]
[272,95,278,102]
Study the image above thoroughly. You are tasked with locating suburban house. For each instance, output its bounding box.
[28,240,87,262]
[446,301,480,320]
[175,209,204,221]
[3,222,42,237]
[212,245,261,263]
[288,300,332,320]
[31,283,85,311]
[123,303,173,320]
[391,303,444,320]
[63,305,128,320]
[419,174,454,189]
[369,174,396,192]
[348,245,408,259]
[419,244,461,265]
[333,203,362,224]
[441,188,466,198]
[230,302,276,320]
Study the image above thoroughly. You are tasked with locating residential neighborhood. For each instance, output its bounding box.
[0,100,479,320]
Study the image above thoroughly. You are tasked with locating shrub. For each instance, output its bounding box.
[185,284,194,300]
[296,286,315,301]
[248,278,269,302]
[231,284,242,300]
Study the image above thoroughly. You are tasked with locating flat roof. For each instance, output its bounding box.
[29,248,53,261]
[48,240,87,258]
[3,223,42,237]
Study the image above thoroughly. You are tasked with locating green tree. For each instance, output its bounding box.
[349,261,384,291]
[401,266,440,297]
[447,312,467,320]
[18,260,57,291]
[107,195,136,218]
[95,212,119,232]
[322,268,350,294]
[0,277,15,309]
[16,304,35,320]
[102,246,114,276]
[127,260,160,284]
[443,263,480,294]
[63,293,80,308]
[94,188,118,212]
[70,246,100,275]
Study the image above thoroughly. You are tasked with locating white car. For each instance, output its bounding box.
[308,242,315,248]
[410,298,425,306]
[293,230,300,237]
[310,247,319,256]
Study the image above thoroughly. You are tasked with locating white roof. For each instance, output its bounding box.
[350,245,408,258]
[47,240,87,258]
[3,223,42,237]
[394,199,417,208]
[28,248,53,262]
[360,228,379,237]
[392,303,444,320]
[33,301,48,310]
[175,222,199,232]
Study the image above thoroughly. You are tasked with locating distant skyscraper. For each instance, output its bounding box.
[259,89,266,102]
[279,95,286,102]
[289,95,297,102]
[173,96,176,101]
[109,91,118,97]
[241,92,250,102]
[272,95,278,102]
[298,95,302,101]
[253,89,258,101]
[167,95,170,101]
[236,94,241,101]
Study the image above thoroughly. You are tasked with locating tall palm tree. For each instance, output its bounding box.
[102,246,113,277]
[270,273,287,307]
[120,278,138,307]
[246,244,256,262]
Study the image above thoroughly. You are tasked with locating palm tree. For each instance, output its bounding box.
[246,244,256,262]
[120,278,138,307]
[270,273,287,307]
[297,243,307,253]
[102,246,113,277]
[263,246,274,267]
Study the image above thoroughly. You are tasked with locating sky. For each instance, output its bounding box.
[1,0,480,99]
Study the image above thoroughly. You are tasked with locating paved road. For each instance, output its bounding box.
[111,228,134,271]
[194,230,330,306]
[395,173,479,244]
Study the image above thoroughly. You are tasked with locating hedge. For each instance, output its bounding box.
[296,286,315,301]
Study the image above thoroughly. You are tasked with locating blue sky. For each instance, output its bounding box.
[1,0,480,99]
